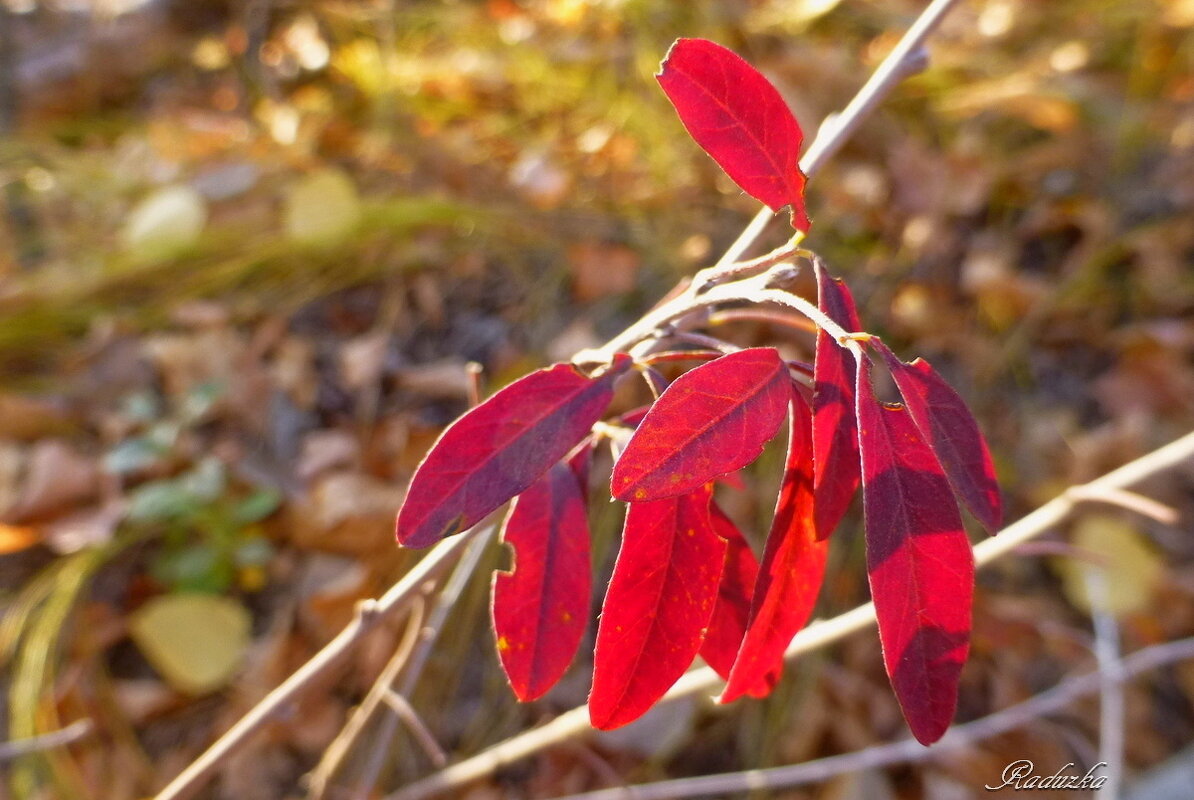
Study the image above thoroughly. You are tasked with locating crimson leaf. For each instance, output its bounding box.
[699,502,776,698]
[611,348,789,503]
[812,260,863,540]
[492,462,591,702]
[856,356,974,746]
[396,356,628,548]
[590,484,725,729]
[871,341,1002,533]
[721,386,828,703]
[656,38,810,232]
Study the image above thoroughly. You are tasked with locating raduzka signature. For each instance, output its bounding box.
[985,760,1109,791]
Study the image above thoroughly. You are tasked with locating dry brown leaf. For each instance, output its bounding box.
[297,430,360,483]
[5,439,100,522]
[567,241,640,302]
[44,499,127,554]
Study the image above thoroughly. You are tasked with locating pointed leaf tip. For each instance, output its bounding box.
[611,348,790,503]
[811,261,863,540]
[857,357,974,745]
[396,361,620,548]
[871,341,1002,533]
[657,38,810,232]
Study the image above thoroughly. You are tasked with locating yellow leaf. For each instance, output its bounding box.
[130,594,251,695]
[1056,515,1164,617]
[284,169,362,244]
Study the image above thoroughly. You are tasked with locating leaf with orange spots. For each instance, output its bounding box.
[590,484,725,729]
[492,462,591,701]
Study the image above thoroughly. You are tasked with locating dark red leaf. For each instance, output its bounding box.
[721,387,828,703]
[699,502,776,698]
[871,341,1002,533]
[812,261,863,540]
[656,38,810,232]
[396,356,629,548]
[590,484,725,729]
[856,357,974,745]
[611,348,789,502]
[492,462,591,701]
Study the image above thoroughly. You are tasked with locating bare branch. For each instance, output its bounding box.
[544,636,1194,800]
[152,526,491,800]
[0,719,94,763]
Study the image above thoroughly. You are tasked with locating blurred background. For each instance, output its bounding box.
[1,0,1193,798]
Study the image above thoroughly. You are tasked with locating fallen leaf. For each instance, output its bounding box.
[121,185,208,258]
[129,593,252,695]
[1056,515,1165,616]
[284,168,362,244]
[0,523,42,554]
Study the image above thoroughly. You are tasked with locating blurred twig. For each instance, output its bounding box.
[0,720,94,763]
[152,525,492,800]
[545,635,1194,800]
[348,529,496,800]
[384,429,1194,800]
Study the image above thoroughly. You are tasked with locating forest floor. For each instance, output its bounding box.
[1,1,1193,798]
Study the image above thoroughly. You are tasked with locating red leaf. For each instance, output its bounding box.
[856,357,974,745]
[721,388,828,703]
[656,38,810,232]
[871,342,1002,533]
[812,261,863,540]
[396,356,629,548]
[699,502,776,698]
[492,462,591,701]
[611,348,789,502]
[590,484,725,729]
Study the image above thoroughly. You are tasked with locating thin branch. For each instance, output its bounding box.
[715,0,961,268]
[152,526,490,800]
[1088,569,1124,800]
[545,636,1194,800]
[1067,485,1180,525]
[384,429,1194,800]
[0,720,94,763]
[349,528,496,799]
[381,691,448,769]
[305,596,430,799]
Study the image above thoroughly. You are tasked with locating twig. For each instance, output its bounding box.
[578,0,964,366]
[305,596,429,799]
[384,429,1194,800]
[349,528,496,799]
[1067,485,1180,525]
[381,691,448,769]
[0,720,94,763]
[152,526,490,800]
[544,636,1194,800]
[1088,569,1124,800]
[714,0,960,268]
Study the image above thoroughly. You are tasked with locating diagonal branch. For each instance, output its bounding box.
[545,635,1194,800]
